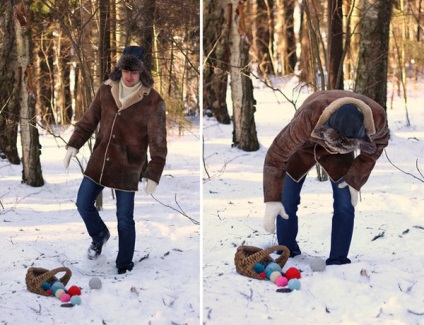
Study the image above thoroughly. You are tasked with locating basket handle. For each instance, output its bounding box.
[267,245,290,268]
[245,245,290,269]
[34,267,72,287]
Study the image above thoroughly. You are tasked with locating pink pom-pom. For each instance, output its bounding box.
[60,293,71,302]
[276,276,288,287]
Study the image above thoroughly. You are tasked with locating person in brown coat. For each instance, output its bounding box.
[263,90,389,265]
[64,46,167,274]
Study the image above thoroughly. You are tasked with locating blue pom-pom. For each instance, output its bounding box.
[41,282,51,291]
[51,281,65,291]
[264,262,282,274]
[288,278,301,290]
[253,263,265,273]
[70,295,82,305]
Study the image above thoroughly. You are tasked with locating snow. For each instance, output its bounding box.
[203,82,424,324]
[0,118,200,324]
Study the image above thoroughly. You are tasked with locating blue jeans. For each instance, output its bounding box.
[276,175,354,265]
[76,176,136,269]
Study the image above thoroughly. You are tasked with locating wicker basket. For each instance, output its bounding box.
[234,245,290,280]
[25,267,72,296]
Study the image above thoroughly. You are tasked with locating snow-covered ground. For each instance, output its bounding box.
[203,81,424,324]
[0,117,200,324]
[2,77,424,325]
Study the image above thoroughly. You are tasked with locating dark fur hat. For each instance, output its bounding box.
[326,104,371,143]
[109,46,153,87]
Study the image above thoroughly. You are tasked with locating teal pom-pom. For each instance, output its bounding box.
[264,262,282,274]
[253,263,265,273]
[288,278,301,290]
[41,282,51,291]
[266,270,273,279]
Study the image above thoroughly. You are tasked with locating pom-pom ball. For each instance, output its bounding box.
[276,276,288,287]
[55,289,65,299]
[310,258,326,272]
[288,278,301,290]
[51,281,65,291]
[70,295,82,305]
[89,277,102,289]
[41,282,51,291]
[253,263,265,273]
[285,267,301,280]
[270,271,282,283]
[46,289,53,296]
[264,262,282,274]
[60,293,71,302]
[258,272,267,279]
[68,285,81,297]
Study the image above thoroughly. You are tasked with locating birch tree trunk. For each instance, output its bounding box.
[229,1,259,152]
[355,0,393,110]
[15,1,44,186]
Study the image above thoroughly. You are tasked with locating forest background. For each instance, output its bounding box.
[203,0,422,155]
[0,0,200,190]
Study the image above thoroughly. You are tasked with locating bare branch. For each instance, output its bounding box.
[151,193,199,225]
[384,149,424,183]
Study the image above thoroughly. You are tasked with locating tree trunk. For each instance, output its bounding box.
[0,0,20,165]
[298,1,313,85]
[328,0,344,89]
[276,0,296,75]
[99,0,111,81]
[15,1,44,186]
[229,1,259,152]
[130,0,155,72]
[250,0,275,76]
[203,0,231,124]
[355,0,393,110]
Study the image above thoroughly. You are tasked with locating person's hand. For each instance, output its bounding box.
[63,147,78,169]
[263,202,288,233]
[338,181,359,207]
[143,178,158,195]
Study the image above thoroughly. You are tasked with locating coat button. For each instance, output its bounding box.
[112,134,115,138]
[106,157,110,161]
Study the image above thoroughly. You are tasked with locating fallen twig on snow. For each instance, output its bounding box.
[407,309,424,316]
[371,231,385,241]
[151,193,199,225]
[384,149,424,183]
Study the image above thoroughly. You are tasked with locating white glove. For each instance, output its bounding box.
[143,178,158,195]
[338,181,359,207]
[63,147,78,169]
[263,202,288,234]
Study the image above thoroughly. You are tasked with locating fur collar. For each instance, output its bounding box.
[314,124,377,154]
[104,79,151,111]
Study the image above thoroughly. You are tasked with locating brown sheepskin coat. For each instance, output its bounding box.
[263,90,389,202]
[67,79,167,191]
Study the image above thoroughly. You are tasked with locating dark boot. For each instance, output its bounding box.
[87,230,110,260]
